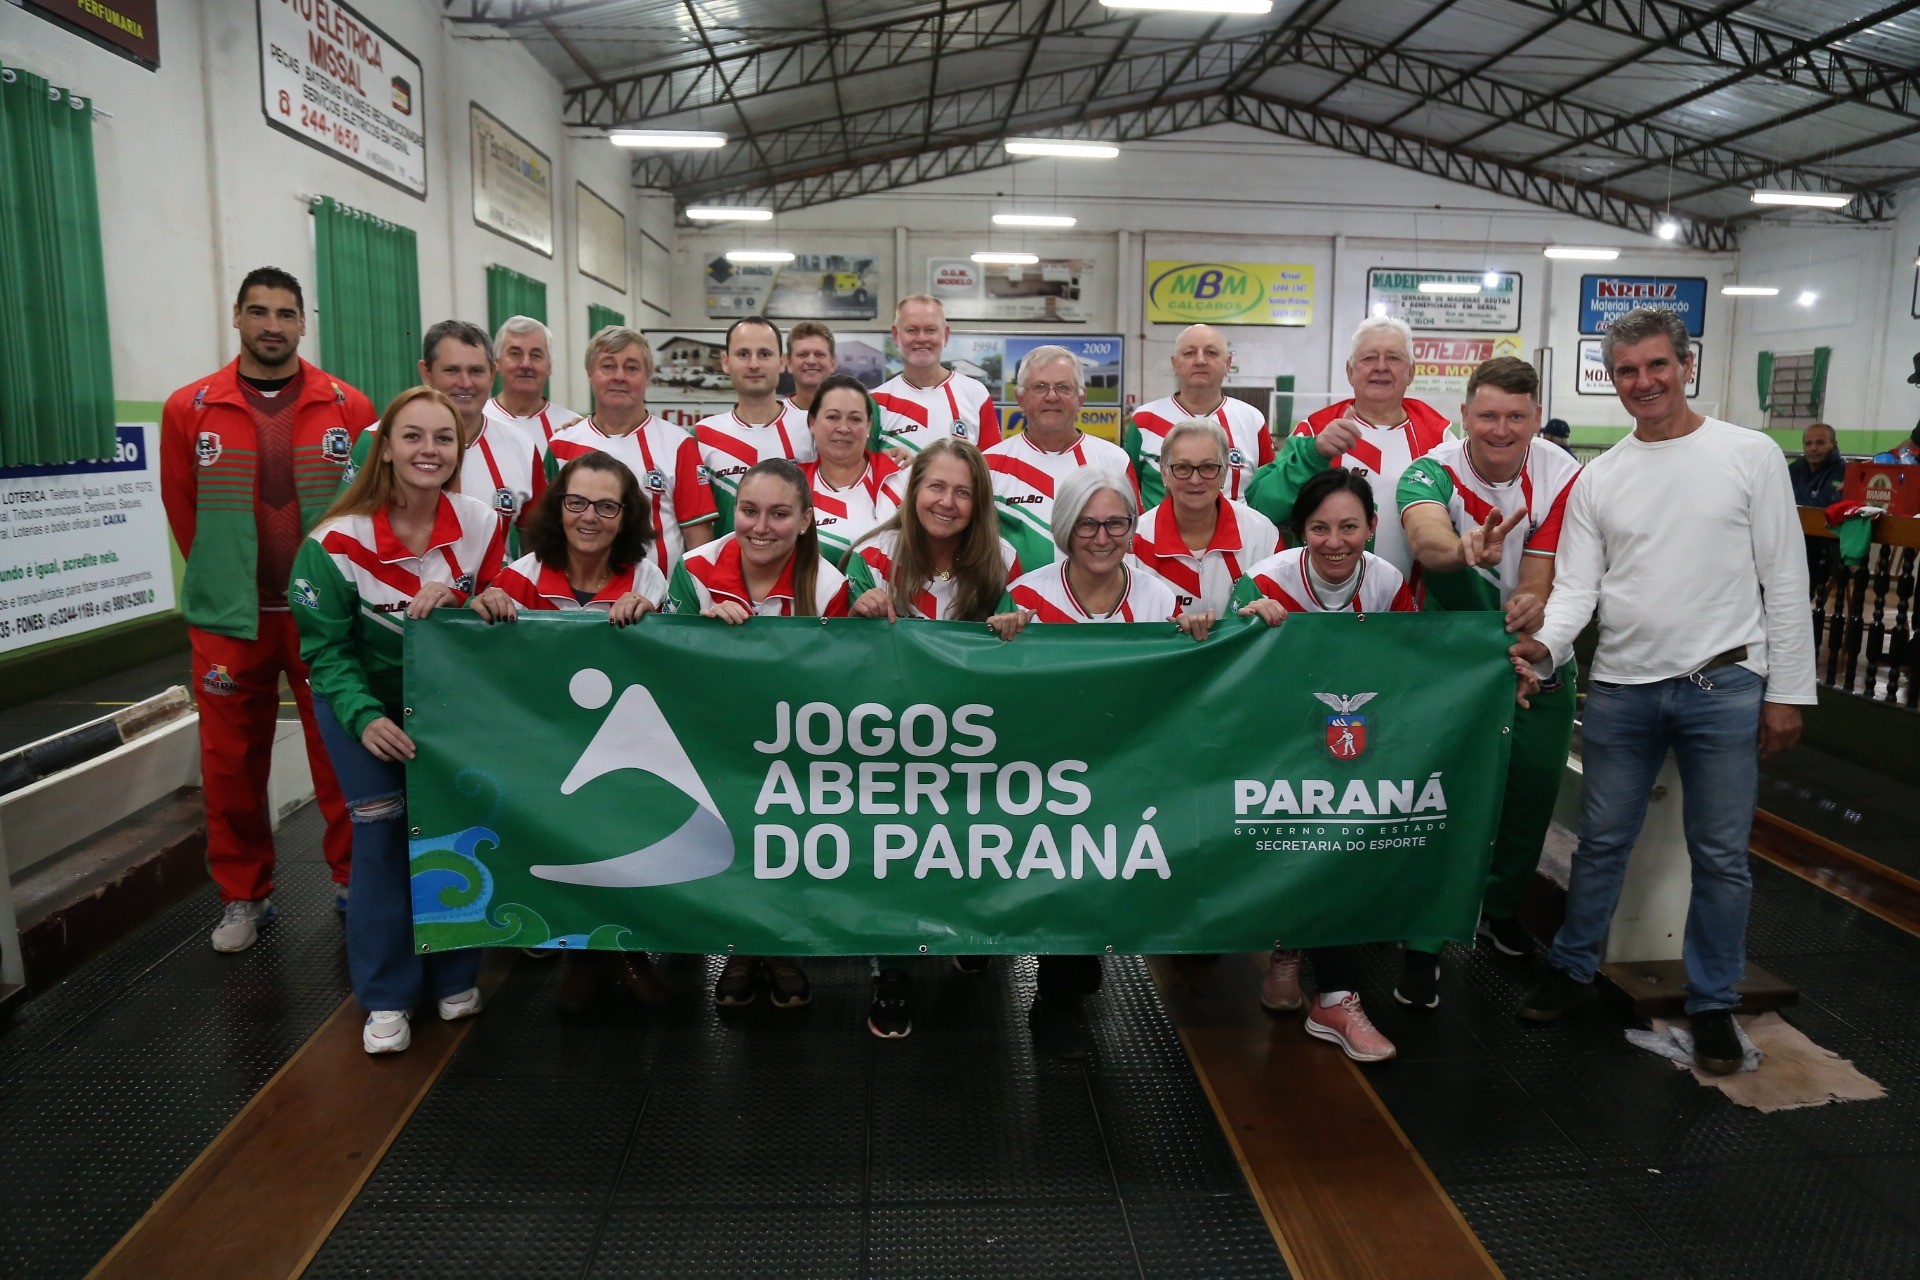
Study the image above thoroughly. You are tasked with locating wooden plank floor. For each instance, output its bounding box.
[1751,809,1920,937]
[1150,954,1503,1280]
[87,955,512,1280]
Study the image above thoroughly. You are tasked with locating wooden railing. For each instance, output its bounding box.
[1801,509,1920,708]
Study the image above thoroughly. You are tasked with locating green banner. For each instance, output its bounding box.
[405,612,1516,955]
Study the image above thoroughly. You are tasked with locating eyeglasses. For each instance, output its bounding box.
[1166,461,1224,481]
[1024,382,1078,399]
[561,494,625,518]
[1072,515,1135,539]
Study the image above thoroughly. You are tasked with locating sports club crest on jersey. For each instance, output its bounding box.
[1314,691,1378,759]
[201,665,236,696]
[492,486,517,516]
[192,386,209,410]
[951,419,973,441]
[1227,447,1246,468]
[195,431,222,467]
[644,468,668,493]
[321,426,351,463]
[290,577,320,609]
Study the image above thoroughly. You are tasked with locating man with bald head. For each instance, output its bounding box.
[1127,324,1273,508]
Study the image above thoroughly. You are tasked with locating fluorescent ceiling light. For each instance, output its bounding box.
[1418,281,1481,295]
[1656,219,1680,240]
[724,249,795,263]
[610,129,727,149]
[1797,291,1819,306]
[971,251,1040,265]
[1003,138,1119,159]
[1482,271,1500,287]
[1750,190,1853,209]
[992,213,1077,228]
[686,206,772,221]
[1720,285,1779,297]
[1544,246,1620,260]
[1101,0,1272,12]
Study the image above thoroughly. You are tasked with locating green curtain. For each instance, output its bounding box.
[487,265,548,398]
[0,64,116,466]
[312,196,421,411]
[1756,350,1774,413]
[1809,346,1831,417]
[588,303,625,334]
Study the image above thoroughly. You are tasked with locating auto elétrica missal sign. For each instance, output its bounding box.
[258,0,428,198]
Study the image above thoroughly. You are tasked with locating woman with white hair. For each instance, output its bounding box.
[1245,313,1451,577]
[1131,417,1281,623]
[990,467,1182,631]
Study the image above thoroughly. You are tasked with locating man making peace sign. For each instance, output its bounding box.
[1394,356,1580,1011]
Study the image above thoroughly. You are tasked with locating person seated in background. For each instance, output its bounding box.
[1872,423,1920,465]
[469,451,674,1014]
[1790,423,1846,507]
[1540,418,1574,455]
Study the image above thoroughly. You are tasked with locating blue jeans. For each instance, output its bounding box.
[1548,664,1764,1013]
[312,697,480,1012]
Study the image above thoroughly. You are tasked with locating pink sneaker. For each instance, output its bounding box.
[1305,992,1397,1062]
[1260,949,1304,1012]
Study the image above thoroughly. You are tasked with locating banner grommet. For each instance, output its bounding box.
[410,826,420,836]
[917,945,928,954]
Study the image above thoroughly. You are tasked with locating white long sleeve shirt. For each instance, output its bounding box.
[1533,418,1816,704]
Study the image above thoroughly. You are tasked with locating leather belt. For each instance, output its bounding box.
[1697,645,1749,672]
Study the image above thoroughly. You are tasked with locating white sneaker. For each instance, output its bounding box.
[211,899,277,953]
[436,987,483,1021]
[363,1010,412,1054]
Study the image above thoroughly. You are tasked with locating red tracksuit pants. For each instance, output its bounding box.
[190,613,352,901]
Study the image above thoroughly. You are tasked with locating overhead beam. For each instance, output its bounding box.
[1226,90,1738,252]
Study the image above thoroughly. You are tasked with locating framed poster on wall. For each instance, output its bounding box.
[1579,275,1707,335]
[577,183,627,292]
[1367,269,1521,332]
[470,103,552,256]
[259,0,426,197]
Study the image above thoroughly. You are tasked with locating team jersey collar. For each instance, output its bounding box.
[1172,392,1227,419]
[201,357,334,411]
[731,402,788,429]
[1463,438,1527,490]
[533,559,636,605]
[1144,495,1242,558]
[372,493,466,563]
[710,535,797,606]
[1300,551,1366,612]
[1021,429,1086,458]
[809,454,895,497]
[582,413,654,439]
[1061,561,1131,620]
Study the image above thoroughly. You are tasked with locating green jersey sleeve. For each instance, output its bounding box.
[1228,574,1263,612]
[1123,422,1166,511]
[341,427,377,496]
[843,551,878,598]
[665,559,703,616]
[290,540,385,739]
[1397,456,1456,513]
[1243,433,1329,531]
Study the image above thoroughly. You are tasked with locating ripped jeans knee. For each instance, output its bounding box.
[346,791,405,824]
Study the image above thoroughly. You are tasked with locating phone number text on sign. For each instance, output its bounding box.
[258,0,428,197]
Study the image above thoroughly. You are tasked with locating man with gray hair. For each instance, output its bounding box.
[1247,314,1450,577]
[983,344,1137,570]
[1510,306,1815,1075]
[485,314,581,448]
[1127,324,1274,507]
[871,295,1002,454]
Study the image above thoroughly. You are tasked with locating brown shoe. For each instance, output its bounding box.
[715,954,760,1007]
[765,957,812,1009]
[611,952,670,1008]
[557,952,598,1014]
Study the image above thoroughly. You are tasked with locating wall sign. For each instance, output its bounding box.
[1578,337,1701,397]
[705,253,879,321]
[258,0,426,198]
[576,182,626,293]
[1411,335,1526,400]
[0,426,176,655]
[470,104,552,256]
[1145,262,1313,327]
[19,0,160,69]
[931,258,1094,323]
[1579,275,1707,335]
[1366,270,1521,333]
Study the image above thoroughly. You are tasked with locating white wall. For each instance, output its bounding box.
[0,0,660,411]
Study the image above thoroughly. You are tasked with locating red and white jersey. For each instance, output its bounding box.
[693,403,815,506]
[1398,437,1581,606]
[871,371,1002,454]
[1238,547,1415,614]
[492,551,669,612]
[984,431,1138,570]
[483,397,580,451]
[851,528,1021,620]
[802,456,905,565]
[1006,561,1181,624]
[547,416,717,576]
[1130,395,1274,502]
[1292,398,1451,577]
[668,532,852,618]
[1131,498,1281,617]
[308,492,506,610]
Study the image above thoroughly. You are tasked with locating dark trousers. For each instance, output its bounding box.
[1037,955,1103,1002]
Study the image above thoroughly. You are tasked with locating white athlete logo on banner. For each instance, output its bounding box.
[527,669,735,887]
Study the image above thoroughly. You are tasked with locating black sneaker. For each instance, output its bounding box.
[1393,949,1441,1010]
[951,955,992,975]
[1476,914,1533,958]
[1028,995,1092,1061]
[714,955,759,1008]
[764,957,812,1010]
[1691,1009,1743,1075]
[868,970,912,1039]
[1518,966,1595,1022]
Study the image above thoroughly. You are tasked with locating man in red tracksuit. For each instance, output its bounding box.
[161,267,373,952]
